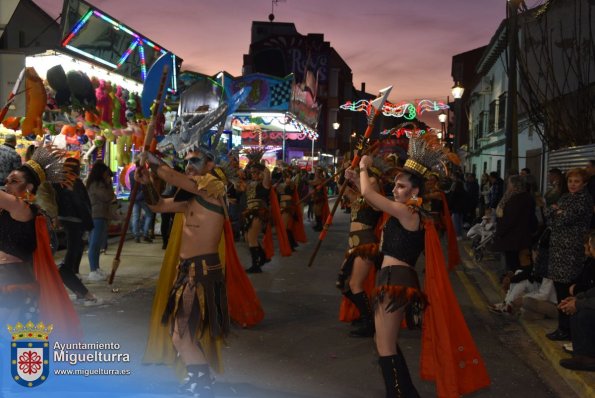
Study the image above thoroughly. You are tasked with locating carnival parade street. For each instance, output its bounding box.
[2,199,590,397]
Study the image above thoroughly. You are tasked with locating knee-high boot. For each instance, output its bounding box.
[378,349,420,398]
[246,247,262,273]
[257,244,270,266]
[313,216,323,231]
[287,229,298,250]
[178,364,214,398]
[349,292,374,337]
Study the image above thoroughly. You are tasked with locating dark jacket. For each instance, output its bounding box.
[53,179,93,230]
[491,191,536,251]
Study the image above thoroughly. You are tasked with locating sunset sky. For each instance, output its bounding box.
[35,0,508,112]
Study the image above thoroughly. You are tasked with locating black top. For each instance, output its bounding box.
[277,182,294,196]
[380,216,424,267]
[351,198,382,226]
[0,206,38,261]
[247,182,270,204]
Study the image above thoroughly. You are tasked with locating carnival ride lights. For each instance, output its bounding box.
[232,114,319,140]
[340,99,449,120]
[61,8,177,92]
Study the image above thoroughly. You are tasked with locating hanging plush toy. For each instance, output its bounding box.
[116,86,127,126]
[66,70,96,113]
[46,65,71,108]
[116,128,132,167]
[21,67,47,136]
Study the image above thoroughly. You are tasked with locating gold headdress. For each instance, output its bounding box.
[24,145,69,185]
[402,133,459,179]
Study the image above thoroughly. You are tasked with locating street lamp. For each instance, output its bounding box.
[332,122,340,130]
[438,111,448,138]
[451,82,464,151]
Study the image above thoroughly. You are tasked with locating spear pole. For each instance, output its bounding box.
[108,66,169,285]
[307,86,392,267]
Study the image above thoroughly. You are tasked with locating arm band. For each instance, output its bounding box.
[142,183,161,205]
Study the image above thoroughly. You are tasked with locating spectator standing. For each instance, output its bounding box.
[478,173,491,217]
[53,158,101,305]
[447,172,466,239]
[464,172,480,225]
[488,171,505,211]
[86,161,115,281]
[130,168,155,243]
[0,134,22,186]
[491,175,537,275]
[546,168,593,341]
[544,168,567,207]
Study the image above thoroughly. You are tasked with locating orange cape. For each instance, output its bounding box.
[263,188,292,259]
[420,220,490,397]
[33,215,82,341]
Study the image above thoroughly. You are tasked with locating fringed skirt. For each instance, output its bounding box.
[336,229,381,293]
[242,206,269,232]
[162,253,230,340]
[372,265,427,313]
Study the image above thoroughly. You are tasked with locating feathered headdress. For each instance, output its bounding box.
[244,147,266,169]
[24,145,70,185]
[402,133,459,179]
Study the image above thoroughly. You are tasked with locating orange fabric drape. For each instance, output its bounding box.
[33,215,82,341]
[224,220,264,327]
[263,223,274,260]
[291,189,307,243]
[439,191,461,270]
[420,220,490,397]
[269,189,292,257]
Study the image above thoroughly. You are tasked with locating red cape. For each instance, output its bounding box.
[223,220,264,327]
[33,215,82,341]
[420,220,490,397]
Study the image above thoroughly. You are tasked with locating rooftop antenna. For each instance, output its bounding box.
[269,0,286,22]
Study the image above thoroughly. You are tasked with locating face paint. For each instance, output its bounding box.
[185,156,206,173]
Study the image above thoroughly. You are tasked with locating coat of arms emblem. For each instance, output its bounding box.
[7,321,52,387]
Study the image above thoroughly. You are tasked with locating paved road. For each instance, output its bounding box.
[0,203,579,397]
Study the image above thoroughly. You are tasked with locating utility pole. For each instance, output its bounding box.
[504,0,520,174]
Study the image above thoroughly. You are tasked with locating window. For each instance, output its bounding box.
[496,160,502,175]
[498,93,507,130]
[483,162,487,174]
[478,111,486,136]
[488,100,497,132]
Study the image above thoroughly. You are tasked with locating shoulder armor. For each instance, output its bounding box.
[193,174,225,198]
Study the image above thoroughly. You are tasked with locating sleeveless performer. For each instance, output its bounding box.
[349,133,490,397]
[238,162,271,273]
[276,169,300,251]
[336,166,383,337]
[136,149,229,398]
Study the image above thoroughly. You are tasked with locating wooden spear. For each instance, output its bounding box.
[108,66,169,285]
[307,86,392,267]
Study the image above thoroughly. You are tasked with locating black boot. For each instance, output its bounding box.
[349,292,374,337]
[257,244,271,266]
[178,364,214,397]
[378,350,420,398]
[313,216,323,231]
[246,247,262,274]
[287,229,298,250]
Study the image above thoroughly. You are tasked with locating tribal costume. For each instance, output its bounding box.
[243,180,270,232]
[0,204,39,324]
[161,174,231,353]
[277,178,301,250]
[364,134,489,397]
[0,146,80,341]
[336,196,384,336]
